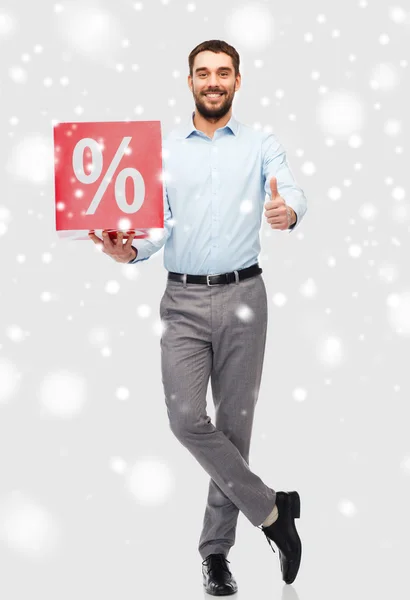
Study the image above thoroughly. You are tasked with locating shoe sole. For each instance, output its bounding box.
[202,581,238,595]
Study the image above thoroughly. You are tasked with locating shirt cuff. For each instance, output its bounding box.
[285,196,306,233]
[127,244,151,264]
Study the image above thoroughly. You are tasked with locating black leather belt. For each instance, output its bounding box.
[167,262,262,286]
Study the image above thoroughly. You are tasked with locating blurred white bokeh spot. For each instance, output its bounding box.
[137,304,151,318]
[7,135,54,183]
[301,161,316,176]
[317,335,344,367]
[8,65,27,83]
[127,457,175,506]
[386,291,410,336]
[154,317,168,337]
[358,202,378,221]
[400,455,410,473]
[100,346,112,358]
[317,91,365,137]
[348,134,362,148]
[391,202,410,224]
[56,0,123,62]
[235,303,255,322]
[293,387,307,402]
[389,6,408,23]
[0,204,12,227]
[272,292,287,307]
[105,280,120,294]
[226,2,274,50]
[109,456,128,475]
[328,186,342,201]
[0,358,21,404]
[348,244,362,258]
[369,62,400,91]
[299,278,317,298]
[0,492,61,560]
[384,118,402,136]
[88,326,110,347]
[5,325,26,343]
[38,370,87,418]
[116,386,130,401]
[0,12,15,37]
[392,186,406,201]
[240,199,254,214]
[338,498,358,517]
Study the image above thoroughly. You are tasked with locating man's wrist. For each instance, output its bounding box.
[287,206,297,228]
[127,247,137,263]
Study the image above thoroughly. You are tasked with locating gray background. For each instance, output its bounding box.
[1,0,409,598]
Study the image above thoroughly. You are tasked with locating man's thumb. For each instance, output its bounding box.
[270,176,279,198]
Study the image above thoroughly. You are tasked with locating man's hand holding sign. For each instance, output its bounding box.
[264,175,297,230]
[88,229,137,263]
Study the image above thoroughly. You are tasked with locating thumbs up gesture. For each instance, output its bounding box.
[264,176,295,230]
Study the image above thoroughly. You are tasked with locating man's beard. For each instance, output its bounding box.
[195,89,233,119]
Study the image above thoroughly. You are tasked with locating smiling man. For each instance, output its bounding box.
[127,39,307,595]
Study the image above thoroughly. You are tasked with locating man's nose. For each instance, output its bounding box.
[207,75,220,88]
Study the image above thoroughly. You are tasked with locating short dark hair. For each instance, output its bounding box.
[188,40,240,78]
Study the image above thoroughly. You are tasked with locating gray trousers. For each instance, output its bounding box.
[159,266,276,559]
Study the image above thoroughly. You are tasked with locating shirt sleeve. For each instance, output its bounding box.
[262,133,308,233]
[128,160,174,264]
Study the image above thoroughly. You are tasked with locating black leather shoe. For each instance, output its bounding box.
[258,490,302,584]
[202,553,238,596]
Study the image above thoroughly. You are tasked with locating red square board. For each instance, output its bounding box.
[53,120,164,241]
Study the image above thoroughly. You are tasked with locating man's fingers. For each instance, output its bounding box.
[101,231,115,248]
[124,231,136,248]
[88,232,102,244]
[88,230,136,256]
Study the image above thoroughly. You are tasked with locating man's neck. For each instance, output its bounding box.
[193,110,232,138]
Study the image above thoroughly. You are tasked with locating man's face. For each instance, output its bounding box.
[189,51,241,120]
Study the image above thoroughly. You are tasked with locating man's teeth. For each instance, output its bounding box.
[206,93,223,97]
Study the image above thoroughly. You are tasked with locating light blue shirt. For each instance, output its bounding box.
[130,111,308,275]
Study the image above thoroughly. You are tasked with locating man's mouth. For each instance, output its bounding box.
[204,93,224,99]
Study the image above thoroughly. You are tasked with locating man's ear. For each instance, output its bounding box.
[235,74,241,92]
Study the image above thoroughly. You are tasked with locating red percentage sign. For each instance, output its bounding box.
[72,137,145,215]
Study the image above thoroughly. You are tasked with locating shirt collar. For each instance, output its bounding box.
[177,110,239,139]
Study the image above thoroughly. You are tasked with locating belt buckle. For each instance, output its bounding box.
[206,274,220,286]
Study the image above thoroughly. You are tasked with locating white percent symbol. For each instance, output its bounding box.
[72,137,145,215]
